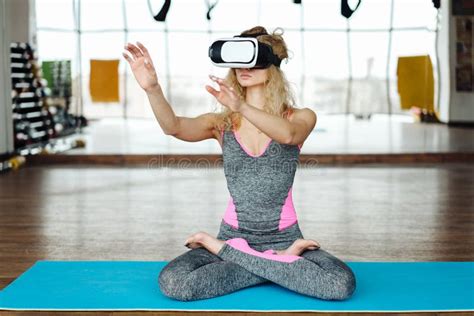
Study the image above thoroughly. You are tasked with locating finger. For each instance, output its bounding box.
[136,41,152,61]
[132,44,145,56]
[216,80,238,98]
[209,75,228,89]
[124,44,139,60]
[212,76,232,90]
[209,74,228,86]
[124,45,135,61]
[126,43,143,59]
[131,46,144,59]
[217,82,234,97]
[122,52,134,64]
[205,85,219,98]
[128,42,143,57]
[209,75,225,85]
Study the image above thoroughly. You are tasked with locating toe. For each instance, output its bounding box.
[310,239,320,246]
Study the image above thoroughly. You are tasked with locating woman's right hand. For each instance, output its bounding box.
[123,42,160,93]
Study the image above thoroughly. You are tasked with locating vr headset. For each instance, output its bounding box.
[208,32,282,69]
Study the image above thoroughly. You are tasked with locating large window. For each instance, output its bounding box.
[35,0,439,119]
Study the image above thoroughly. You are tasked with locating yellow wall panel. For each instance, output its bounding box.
[89,59,120,103]
[396,55,434,112]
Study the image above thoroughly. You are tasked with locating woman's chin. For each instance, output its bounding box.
[239,81,259,88]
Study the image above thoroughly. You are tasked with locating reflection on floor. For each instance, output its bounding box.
[67,114,474,155]
[1,163,473,292]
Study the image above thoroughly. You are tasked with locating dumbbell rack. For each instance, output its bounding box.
[10,42,53,155]
[10,42,83,156]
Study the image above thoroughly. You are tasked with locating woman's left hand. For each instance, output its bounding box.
[206,75,245,112]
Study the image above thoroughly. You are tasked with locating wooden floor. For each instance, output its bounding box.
[0,163,473,316]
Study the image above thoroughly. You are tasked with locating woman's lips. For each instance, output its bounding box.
[240,75,251,79]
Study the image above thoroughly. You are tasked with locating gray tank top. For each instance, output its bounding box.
[220,127,302,235]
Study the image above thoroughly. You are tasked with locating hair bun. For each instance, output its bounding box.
[272,27,284,37]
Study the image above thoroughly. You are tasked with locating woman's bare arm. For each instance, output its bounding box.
[123,42,218,142]
[145,86,218,141]
[207,76,316,146]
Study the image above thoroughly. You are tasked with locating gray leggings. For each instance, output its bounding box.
[158,221,356,301]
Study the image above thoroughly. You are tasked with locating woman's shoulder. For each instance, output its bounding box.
[285,107,317,151]
[286,107,317,121]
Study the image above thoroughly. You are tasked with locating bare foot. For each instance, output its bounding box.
[275,238,320,256]
[184,231,226,255]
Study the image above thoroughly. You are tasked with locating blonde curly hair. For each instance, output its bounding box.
[212,26,297,133]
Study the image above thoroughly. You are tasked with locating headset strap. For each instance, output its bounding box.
[233,33,282,67]
[233,32,268,38]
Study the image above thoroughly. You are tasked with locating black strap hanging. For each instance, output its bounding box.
[206,0,219,21]
[341,0,362,19]
[147,0,172,22]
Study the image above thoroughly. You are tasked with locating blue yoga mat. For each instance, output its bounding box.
[0,261,473,312]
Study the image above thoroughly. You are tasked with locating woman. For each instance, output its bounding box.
[123,26,356,301]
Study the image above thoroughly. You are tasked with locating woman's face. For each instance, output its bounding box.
[234,67,269,88]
